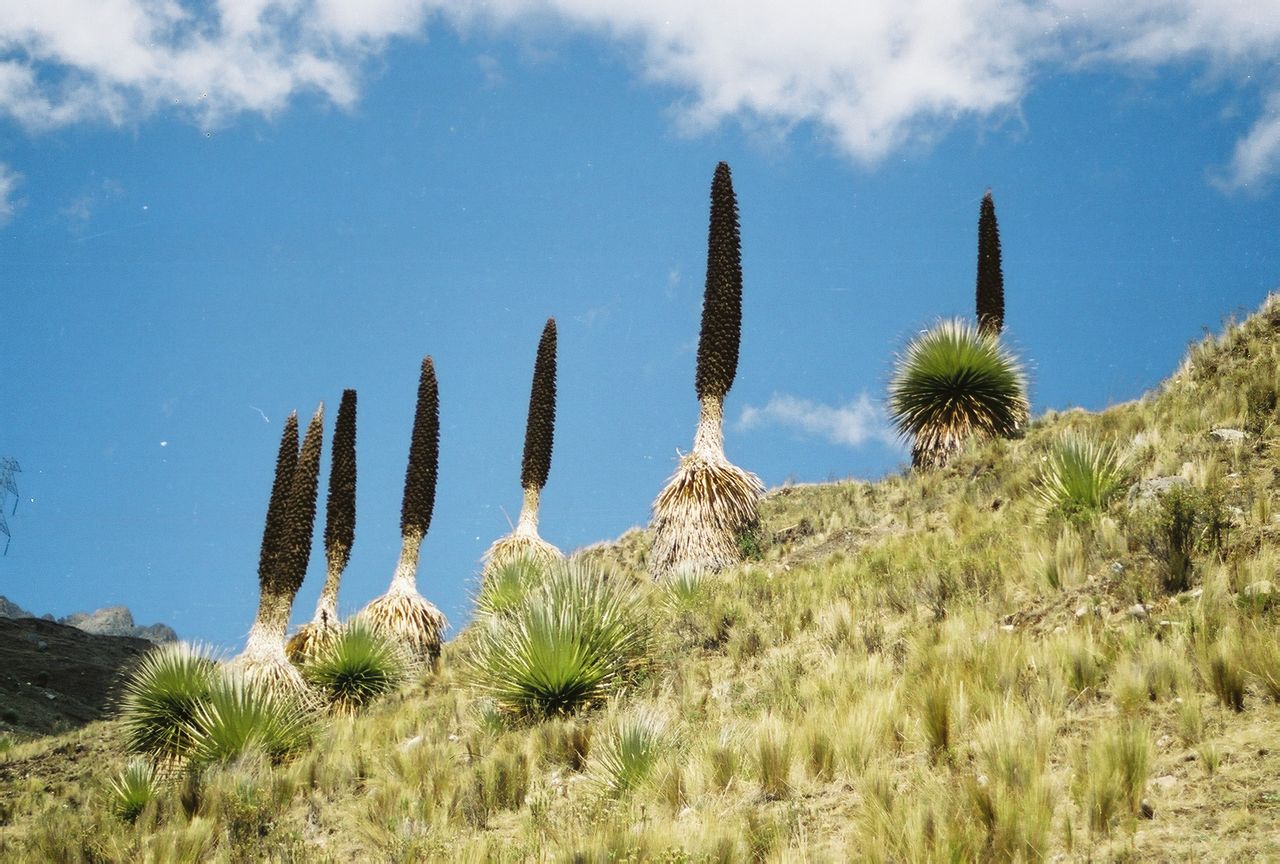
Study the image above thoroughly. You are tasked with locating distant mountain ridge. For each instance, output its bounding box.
[0,595,176,643]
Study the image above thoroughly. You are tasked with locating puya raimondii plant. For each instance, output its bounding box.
[649,161,764,577]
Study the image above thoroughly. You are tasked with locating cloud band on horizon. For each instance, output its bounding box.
[0,1,1278,188]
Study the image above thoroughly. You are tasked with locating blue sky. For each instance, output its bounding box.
[2,2,1278,649]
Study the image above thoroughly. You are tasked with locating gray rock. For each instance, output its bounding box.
[0,595,34,619]
[59,605,177,644]
[1129,603,1150,620]
[1210,428,1247,443]
[1243,580,1275,599]
[1127,475,1190,505]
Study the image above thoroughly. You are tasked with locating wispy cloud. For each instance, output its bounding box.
[0,2,1278,184]
[738,393,899,449]
[0,164,21,226]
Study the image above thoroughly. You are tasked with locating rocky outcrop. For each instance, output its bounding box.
[0,596,176,643]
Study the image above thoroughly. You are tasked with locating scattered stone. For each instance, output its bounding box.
[1242,580,1274,599]
[1127,475,1189,506]
[1210,428,1247,443]
[1184,751,1198,762]
[1001,624,1015,632]
[397,735,423,752]
[1111,562,1125,575]
[1154,775,1178,791]
[1053,625,1067,634]
[1156,735,1173,749]
[1140,799,1155,819]
[1129,603,1150,620]
[1074,605,1089,619]
[21,632,48,651]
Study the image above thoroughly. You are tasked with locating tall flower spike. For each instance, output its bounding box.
[695,161,743,402]
[359,358,447,666]
[976,190,1004,337]
[279,403,324,600]
[521,318,557,493]
[258,412,298,591]
[401,356,439,540]
[483,319,564,574]
[288,390,356,664]
[233,405,322,701]
[649,162,762,578]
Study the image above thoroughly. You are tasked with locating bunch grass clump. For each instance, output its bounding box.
[587,708,674,798]
[1036,435,1127,521]
[184,673,314,768]
[302,620,408,714]
[118,642,219,763]
[888,318,1029,469]
[466,560,650,720]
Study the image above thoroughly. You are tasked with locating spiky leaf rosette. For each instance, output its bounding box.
[521,318,557,492]
[694,161,743,402]
[278,403,323,600]
[401,356,439,540]
[325,389,357,576]
[888,319,1028,469]
[976,190,1004,337]
[258,412,299,591]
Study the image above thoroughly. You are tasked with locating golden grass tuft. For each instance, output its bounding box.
[358,588,448,667]
[649,445,763,577]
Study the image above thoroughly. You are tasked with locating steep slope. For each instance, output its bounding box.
[3,296,1280,861]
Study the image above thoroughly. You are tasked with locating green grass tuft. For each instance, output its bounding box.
[1035,434,1127,521]
[185,673,314,767]
[118,642,219,761]
[466,560,651,719]
[302,620,408,714]
[107,758,160,823]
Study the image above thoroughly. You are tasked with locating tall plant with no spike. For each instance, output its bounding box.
[232,404,324,696]
[976,190,1004,337]
[483,318,564,574]
[287,389,357,663]
[358,357,448,665]
[649,162,764,578]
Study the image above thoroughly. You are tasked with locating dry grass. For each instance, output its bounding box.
[357,588,448,667]
[649,447,764,577]
[481,530,563,575]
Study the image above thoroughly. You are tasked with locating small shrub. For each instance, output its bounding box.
[118,642,219,761]
[466,561,651,719]
[1139,483,1231,593]
[185,673,314,767]
[108,758,160,823]
[1036,435,1127,522]
[302,620,407,713]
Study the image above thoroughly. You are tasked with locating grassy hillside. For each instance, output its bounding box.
[4,297,1280,862]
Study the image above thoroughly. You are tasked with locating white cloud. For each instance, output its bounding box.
[1217,93,1280,191]
[0,1,1278,184]
[738,393,899,450]
[0,164,21,225]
